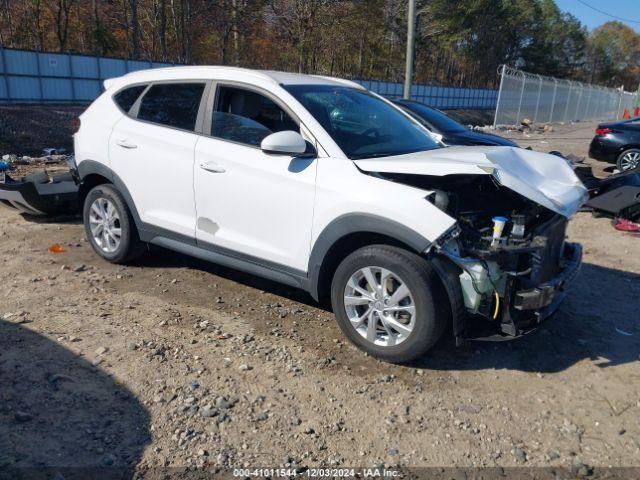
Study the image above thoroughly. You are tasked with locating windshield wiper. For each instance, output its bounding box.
[350,147,438,160]
[349,152,397,160]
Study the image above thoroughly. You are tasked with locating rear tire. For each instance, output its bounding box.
[330,245,448,363]
[83,184,145,263]
[616,148,640,172]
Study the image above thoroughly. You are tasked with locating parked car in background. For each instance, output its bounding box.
[589,117,640,171]
[578,166,640,227]
[393,99,519,147]
[69,67,586,362]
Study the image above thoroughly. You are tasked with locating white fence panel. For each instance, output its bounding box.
[0,46,174,103]
[0,46,500,109]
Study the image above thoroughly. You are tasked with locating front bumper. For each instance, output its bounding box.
[513,242,582,312]
[500,242,582,336]
[461,242,582,342]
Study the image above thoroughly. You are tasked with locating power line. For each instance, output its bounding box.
[575,0,640,24]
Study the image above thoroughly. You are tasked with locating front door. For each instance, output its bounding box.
[194,85,317,272]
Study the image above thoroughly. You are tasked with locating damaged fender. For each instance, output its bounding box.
[354,146,588,218]
[354,146,588,341]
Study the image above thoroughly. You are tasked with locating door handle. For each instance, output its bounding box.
[200,161,226,173]
[116,139,137,149]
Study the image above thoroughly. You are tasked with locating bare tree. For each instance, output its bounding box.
[270,0,334,73]
[130,0,141,58]
[32,0,45,50]
[54,0,74,52]
[204,0,240,65]
[159,0,168,61]
[1,0,15,45]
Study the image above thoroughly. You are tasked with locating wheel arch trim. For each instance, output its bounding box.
[307,214,431,300]
[77,160,145,233]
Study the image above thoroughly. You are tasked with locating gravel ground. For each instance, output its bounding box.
[1,121,639,476]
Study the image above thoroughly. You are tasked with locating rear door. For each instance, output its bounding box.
[109,81,207,238]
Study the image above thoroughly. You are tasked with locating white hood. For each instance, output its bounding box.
[353,146,588,218]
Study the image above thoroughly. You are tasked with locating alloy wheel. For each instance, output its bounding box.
[88,197,122,253]
[620,151,640,171]
[343,266,416,347]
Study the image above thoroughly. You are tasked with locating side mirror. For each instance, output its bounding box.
[261,131,307,155]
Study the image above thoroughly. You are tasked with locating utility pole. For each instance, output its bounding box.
[403,0,416,100]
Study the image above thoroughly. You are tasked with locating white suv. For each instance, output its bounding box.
[74,66,587,362]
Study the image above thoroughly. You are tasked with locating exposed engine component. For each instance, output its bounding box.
[491,216,509,246]
[458,260,503,312]
[379,171,578,339]
[425,189,449,211]
[383,172,559,254]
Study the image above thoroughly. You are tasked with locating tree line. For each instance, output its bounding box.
[1,0,638,90]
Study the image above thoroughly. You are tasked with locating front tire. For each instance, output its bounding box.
[330,245,448,363]
[617,148,640,172]
[83,184,145,263]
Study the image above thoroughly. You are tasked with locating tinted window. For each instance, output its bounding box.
[212,87,298,146]
[114,85,147,113]
[400,107,438,132]
[284,85,440,159]
[397,101,466,133]
[138,83,205,131]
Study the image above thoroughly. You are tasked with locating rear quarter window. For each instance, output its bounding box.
[113,85,147,113]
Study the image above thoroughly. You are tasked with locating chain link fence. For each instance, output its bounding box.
[494,65,638,127]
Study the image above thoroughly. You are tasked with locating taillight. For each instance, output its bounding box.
[595,127,611,136]
[71,117,81,134]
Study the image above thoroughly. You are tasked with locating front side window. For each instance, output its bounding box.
[212,86,298,147]
[138,83,205,131]
[284,85,440,159]
[114,84,147,113]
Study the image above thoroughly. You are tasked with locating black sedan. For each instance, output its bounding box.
[589,117,640,171]
[393,99,518,147]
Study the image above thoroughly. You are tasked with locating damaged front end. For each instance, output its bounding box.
[355,147,588,343]
[417,173,582,341]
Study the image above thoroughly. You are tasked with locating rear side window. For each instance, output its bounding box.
[138,83,206,131]
[113,85,147,113]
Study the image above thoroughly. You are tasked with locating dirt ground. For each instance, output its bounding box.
[1,121,639,477]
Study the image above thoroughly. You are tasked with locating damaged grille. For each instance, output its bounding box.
[530,216,567,284]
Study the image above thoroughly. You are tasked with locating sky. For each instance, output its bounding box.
[555,0,640,33]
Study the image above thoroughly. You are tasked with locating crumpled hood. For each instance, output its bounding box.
[354,146,588,218]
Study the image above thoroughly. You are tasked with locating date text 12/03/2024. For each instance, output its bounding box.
[232,468,400,477]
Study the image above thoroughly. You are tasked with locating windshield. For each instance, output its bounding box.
[283,85,440,159]
[397,101,467,133]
